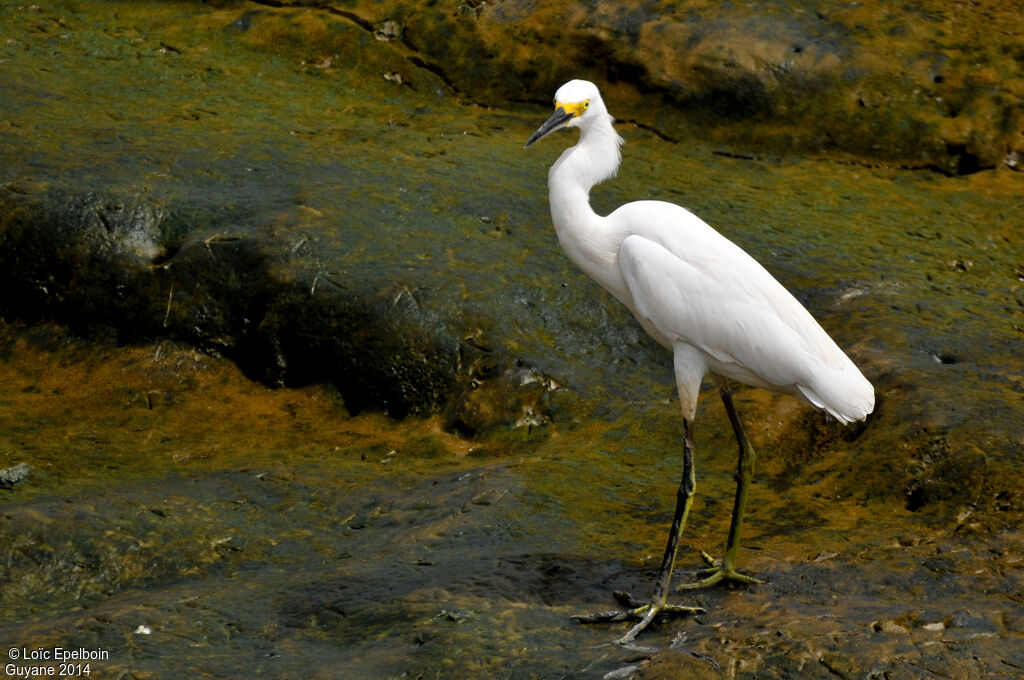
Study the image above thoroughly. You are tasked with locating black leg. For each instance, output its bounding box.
[573,419,703,644]
[651,418,696,601]
[678,379,762,589]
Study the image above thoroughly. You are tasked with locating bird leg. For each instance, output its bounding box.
[678,380,763,590]
[573,419,704,645]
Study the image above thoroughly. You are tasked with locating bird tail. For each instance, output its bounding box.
[797,365,875,424]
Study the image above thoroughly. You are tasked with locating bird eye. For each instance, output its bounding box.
[583,100,590,109]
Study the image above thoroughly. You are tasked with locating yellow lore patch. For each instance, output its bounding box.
[554,99,590,117]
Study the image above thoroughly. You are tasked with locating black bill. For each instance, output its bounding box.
[525,107,573,147]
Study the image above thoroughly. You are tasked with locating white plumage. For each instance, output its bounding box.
[534,80,873,424]
[526,79,874,644]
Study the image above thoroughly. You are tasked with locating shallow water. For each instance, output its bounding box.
[1,2,1023,678]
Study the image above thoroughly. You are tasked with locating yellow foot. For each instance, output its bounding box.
[676,551,763,590]
[573,591,704,645]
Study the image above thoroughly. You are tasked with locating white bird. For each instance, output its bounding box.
[525,79,874,645]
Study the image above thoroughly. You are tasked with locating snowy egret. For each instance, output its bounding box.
[525,79,874,645]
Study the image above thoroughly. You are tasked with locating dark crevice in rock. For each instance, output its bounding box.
[0,185,552,426]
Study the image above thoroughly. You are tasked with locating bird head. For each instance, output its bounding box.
[525,79,604,147]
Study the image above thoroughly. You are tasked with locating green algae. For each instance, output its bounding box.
[0,1,1022,677]
[1,320,1021,678]
[279,0,1024,172]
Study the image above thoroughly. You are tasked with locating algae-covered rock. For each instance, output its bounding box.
[312,0,1024,173]
[0,184,547,420]
[1,0,1020,473]
[1,2,1023,677]
[73,0,1019,173]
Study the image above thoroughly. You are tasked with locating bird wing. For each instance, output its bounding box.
[614,201,873,421]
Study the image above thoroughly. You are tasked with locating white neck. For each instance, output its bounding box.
[546,112,628,300]
[547,112,622,229]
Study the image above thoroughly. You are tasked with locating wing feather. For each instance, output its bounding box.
[614,201,873,421]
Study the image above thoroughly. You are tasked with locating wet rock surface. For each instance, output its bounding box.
[0,322,1021,678]
[1,1,1022,678]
